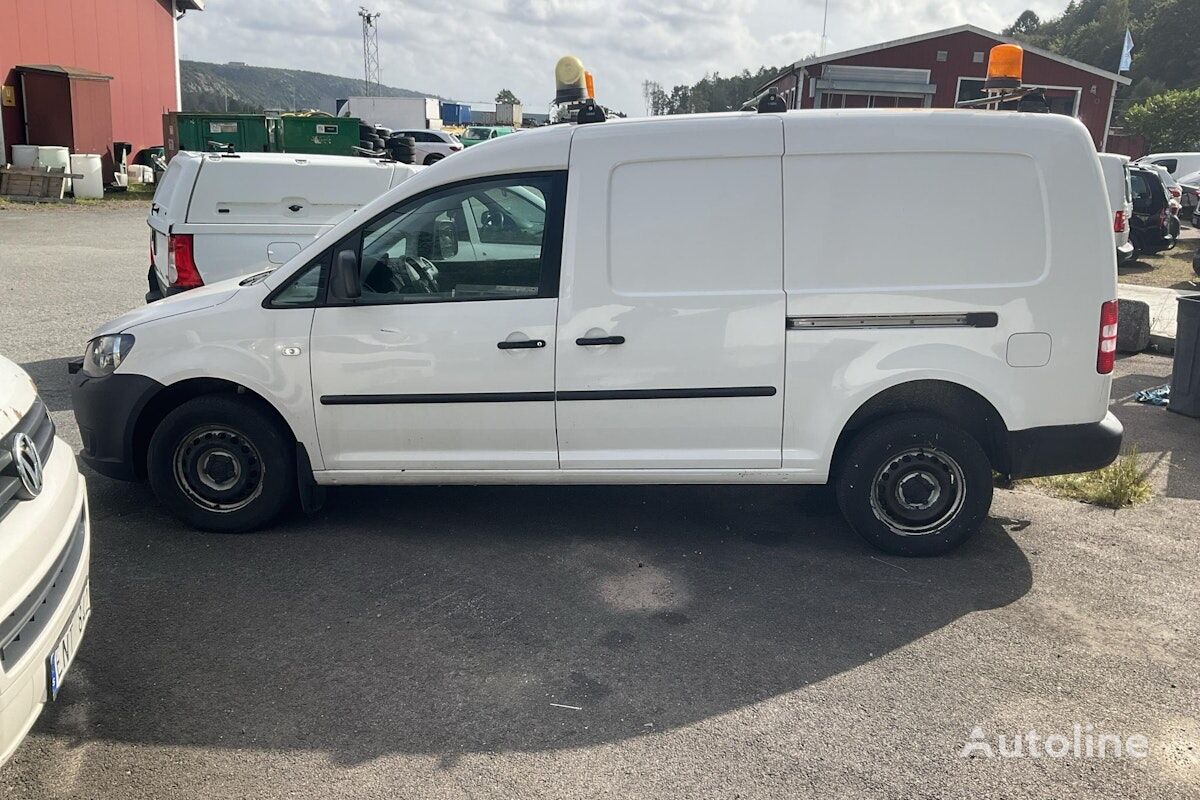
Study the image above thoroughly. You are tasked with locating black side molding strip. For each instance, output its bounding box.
[557,386,776,401]
[786,312,999,330]
[320,386,777,405]
[322,392,555,405]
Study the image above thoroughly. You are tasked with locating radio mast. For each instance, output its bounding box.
[358,7,382,96]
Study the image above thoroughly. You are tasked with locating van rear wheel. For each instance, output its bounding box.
[147,395,295,533]
[835,414,992,556]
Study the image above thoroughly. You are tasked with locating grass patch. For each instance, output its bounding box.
[1025,450,1152,508]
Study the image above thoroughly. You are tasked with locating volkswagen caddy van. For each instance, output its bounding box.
[1,355,91,768]
[72,109,1122,556]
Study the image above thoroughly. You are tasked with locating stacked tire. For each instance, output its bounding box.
[387,134,416,165]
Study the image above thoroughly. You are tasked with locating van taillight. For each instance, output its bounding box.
[1113,210,1127,233]
[1097,300,1118,374]
[168,233,204,288]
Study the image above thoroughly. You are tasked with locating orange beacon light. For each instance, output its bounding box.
[985,44,1024,90]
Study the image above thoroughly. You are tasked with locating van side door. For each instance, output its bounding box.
[304,171,567,471]
[554,117,786,469]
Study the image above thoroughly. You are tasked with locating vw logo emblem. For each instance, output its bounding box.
[12,433,43,500]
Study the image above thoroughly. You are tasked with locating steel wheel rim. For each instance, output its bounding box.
[172,425,264,513]
[868,447,966,536]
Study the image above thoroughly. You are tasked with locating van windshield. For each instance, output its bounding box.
[463,127,490,141]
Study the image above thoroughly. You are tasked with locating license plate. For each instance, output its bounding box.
[46,581,91,702]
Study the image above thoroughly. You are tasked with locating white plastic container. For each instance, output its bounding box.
[11,145,39,168]
[70,154,104,199]
[38,146,71,194]
[127,164,154,184]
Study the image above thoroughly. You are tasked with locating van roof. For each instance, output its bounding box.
[182,151,399,169]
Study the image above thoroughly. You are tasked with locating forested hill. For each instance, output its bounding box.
[1005,0,1197,100]
[180,60,434,113]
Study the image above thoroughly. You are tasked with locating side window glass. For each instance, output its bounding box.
[352,175,559,304]
[270,257,324,306]
[1155,159,1177,173]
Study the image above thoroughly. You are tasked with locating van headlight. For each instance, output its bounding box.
[83,334,135,377]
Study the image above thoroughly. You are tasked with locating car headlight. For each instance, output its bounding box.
[82,334,135,377]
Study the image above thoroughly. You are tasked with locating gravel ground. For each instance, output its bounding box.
[1,204,1197,799]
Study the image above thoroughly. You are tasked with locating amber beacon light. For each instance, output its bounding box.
[984,44,1024,90]
[555,56,589,104]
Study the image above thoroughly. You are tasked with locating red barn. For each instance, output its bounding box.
[756,25,1131,150]
[0,0,203,166]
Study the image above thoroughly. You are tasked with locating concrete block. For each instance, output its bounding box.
[1117,298,1151,353]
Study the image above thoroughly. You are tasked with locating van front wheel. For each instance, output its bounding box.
[147,395,295,533]
[835,414,992,556]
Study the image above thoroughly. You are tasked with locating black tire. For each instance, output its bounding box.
[423,153,444,165]
[834,414,992,556]
[147,394,295,533]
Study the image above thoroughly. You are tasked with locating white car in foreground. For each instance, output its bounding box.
[390,129,463,165]
[0,355,91,768]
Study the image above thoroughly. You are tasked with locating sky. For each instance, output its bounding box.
[178,0,1067,116]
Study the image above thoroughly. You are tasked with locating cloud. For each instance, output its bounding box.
[179,0,1062,115]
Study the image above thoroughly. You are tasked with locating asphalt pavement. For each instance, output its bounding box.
[1,202,1197,799]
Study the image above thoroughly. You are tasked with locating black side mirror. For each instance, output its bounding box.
[331,248,361,300]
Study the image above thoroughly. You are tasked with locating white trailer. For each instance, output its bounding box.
[336,96,441,130]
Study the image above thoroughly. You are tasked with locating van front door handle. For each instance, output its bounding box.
[576,335,625,346]
[497,339,546,350]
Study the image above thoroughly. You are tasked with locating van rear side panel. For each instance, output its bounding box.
[779,111,1115,477]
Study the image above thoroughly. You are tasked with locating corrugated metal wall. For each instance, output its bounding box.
[0,0,179,162]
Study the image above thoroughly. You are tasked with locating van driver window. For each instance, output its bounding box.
[355,177,552,303]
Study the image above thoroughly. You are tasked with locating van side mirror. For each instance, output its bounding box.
[435,220,458,258]
[330,248,361,300]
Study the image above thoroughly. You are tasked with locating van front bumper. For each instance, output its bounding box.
[70,371,164,481]
[1006,412,1124,480]
[0,480,90,769]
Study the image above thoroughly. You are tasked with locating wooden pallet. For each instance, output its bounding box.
[0,165,83,201]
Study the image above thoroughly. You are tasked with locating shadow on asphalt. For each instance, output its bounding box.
[21,357,75,413]
[40,475,1034,764]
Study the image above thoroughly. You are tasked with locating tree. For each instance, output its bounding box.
[1005,10,1042,35]
[495,89,521,105]
[1123,88,1200,150]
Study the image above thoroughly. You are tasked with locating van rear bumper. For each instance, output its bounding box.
[1006,412,1124,479]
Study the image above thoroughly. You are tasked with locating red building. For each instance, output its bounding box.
[0,0,203,165]
[756,25,1131,151]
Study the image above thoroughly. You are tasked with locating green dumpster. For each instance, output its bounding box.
[164,113,275,158]
[279,116,360,156]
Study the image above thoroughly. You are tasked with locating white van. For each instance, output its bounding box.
[147,152,420,301]
[72,109,1122,556]
[1,355,91,767]
[1098,153,1134,264]
[1137,152,1200,179]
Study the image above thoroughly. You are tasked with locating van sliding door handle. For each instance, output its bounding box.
[576,335,625,346]
[497,339,546,350]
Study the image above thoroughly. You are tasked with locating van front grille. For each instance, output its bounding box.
[0,397,55,521]
[0,506,86,672]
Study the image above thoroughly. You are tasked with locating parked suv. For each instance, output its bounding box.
[1,355,91,768]
[1128,164,1175,255]
[390,129,463,165]
[72,109,1121,556]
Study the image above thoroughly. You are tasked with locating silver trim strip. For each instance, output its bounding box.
[787,312,998,330]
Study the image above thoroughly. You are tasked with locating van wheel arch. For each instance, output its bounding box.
[132,378,301,481]
[831,380,1011,478]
